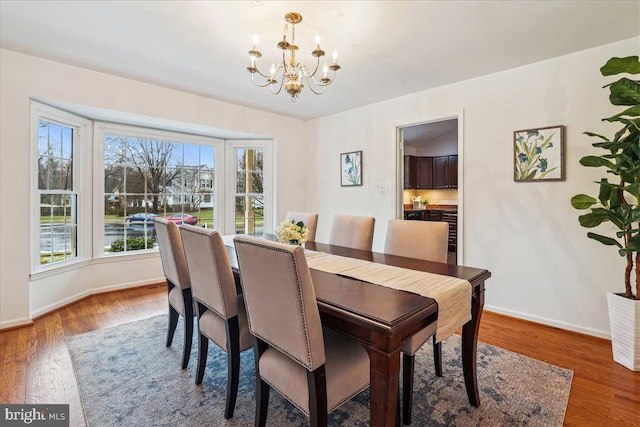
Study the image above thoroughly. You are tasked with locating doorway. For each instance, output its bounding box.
[398,117,461,264]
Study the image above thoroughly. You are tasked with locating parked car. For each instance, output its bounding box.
[165,213,198,225]
[125,212,158,224]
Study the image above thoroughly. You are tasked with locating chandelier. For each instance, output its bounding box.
[247,12,341,101]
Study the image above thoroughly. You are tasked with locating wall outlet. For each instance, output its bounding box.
[376,184,384,193]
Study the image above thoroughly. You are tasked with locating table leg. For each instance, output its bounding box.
[461,281,485,407]
[367,347,401,427]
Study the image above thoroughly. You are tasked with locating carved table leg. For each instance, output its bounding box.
[461,281,485,407]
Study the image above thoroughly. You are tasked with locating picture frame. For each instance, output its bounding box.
[514,125,565,182]
[340,150,362,187]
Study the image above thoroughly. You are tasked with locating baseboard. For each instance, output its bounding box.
[0,316,34,330]
[27,277,166,323]
[484,304,611,340]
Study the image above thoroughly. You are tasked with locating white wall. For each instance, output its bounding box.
[307,37,640,338]
[0,49,307,328]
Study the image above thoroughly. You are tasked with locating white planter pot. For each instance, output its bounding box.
[607,292,640,371]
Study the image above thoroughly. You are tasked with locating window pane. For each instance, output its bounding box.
[233,147,265,235]
[104,164,125,193]
[103,133,216,253]
[104,135,127,165]
[200,146,215,168]
[62,127,73,158]
[36,118,77,267]
[39,193,77,265]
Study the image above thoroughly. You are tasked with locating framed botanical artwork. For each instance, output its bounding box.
[340,150,362,187]
[514,125,565,182]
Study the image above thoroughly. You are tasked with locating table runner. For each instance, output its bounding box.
[303,250,470,342]
[222,235,471,342]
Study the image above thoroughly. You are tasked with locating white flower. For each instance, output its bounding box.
[276,219,310,244]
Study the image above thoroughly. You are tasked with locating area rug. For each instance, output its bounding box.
[66,315,572,426]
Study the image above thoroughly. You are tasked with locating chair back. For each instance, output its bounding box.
[384,219,448,263]
[153,218,190,289]
[180,225,238,319]
[234,236,325,371]
[328,214,375,251]
[286,211,319,242]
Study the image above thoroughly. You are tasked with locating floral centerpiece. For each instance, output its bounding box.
[276,219,310,245]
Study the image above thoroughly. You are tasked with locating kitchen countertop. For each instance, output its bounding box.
[403,204,458,212]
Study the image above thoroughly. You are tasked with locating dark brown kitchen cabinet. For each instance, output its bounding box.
[433,155,458,189]
[426,210,440,221]
[416,157,433,189]
[403,155,417,189]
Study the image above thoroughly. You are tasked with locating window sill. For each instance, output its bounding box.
[30,250,159,281]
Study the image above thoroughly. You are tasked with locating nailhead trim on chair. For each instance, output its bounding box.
[235,238,316,370]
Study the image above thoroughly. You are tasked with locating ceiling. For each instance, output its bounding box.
[1,1,639,122]
[403,119,457,149]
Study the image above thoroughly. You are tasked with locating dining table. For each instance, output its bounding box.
[224,234,491,427]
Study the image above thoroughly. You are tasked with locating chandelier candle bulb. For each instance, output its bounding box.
[247,11,341,101]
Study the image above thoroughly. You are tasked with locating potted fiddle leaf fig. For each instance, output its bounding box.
[571,55,640,371]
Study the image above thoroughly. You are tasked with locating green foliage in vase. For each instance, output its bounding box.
[571,56,640,300]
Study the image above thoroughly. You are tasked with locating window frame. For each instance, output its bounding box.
[30,102,93,274]
[93,122,225,257]
[224,139,274,235]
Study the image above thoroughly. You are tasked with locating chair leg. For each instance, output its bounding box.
[308,366,328,427]
[433,336,443,377]
[195,331,208,385]
[402,353,415,425]
[256,378,270,427]
[224,316,241,419]
[195,302,208,384]
[181,289,194,369]
[166,305,179,347]
[253,337,269,427]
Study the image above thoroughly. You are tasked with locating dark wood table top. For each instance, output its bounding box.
[225,236,439,337]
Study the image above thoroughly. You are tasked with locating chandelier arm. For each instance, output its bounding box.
[250,64,274,79]
[305,72,335,87]
[270,75,286,95]
[300,74,328,95]
[300,57,321,79]
[250,73,275,88]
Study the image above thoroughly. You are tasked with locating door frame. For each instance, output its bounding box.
[395,111,465,264]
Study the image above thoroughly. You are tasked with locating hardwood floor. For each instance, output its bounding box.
[1,284,638,426]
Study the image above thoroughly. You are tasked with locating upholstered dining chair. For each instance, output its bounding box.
[153,217,194,369]
[384,219,449,425]
[328,214,375,251]
[285,211,319,242]
[179,225,253,419]
[233,236,371,427]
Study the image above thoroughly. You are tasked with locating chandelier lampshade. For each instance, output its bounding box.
[247,12,341,101]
